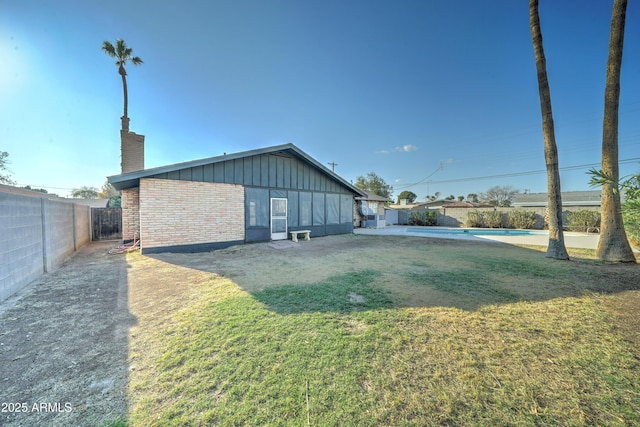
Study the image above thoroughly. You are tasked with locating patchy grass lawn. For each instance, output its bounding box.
[123,235,640,426]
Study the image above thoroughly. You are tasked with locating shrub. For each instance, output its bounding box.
[483,210,504,228]
[566,210,601,232]
[507,209,537,229]
[464,210,504,228]
[623,202,640,246]
[465,210,484,227]
[622,175,640,246]
[408,211,437,226]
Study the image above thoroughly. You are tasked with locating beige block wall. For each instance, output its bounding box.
[121,187,140,241]
[139,178,245,249]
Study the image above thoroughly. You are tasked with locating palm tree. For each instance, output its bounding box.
[529,0,569,260]
[102,39,143,131]
[597,0,635,262]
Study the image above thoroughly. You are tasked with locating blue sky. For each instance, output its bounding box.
[2,0,639,200]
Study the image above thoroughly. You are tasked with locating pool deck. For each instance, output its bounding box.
[354,225,601,250]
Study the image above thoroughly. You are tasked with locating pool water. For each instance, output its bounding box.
[406,227,548,236]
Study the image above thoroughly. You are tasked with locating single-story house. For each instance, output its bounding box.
[355,192,391,228]
[385,199,494,225]
[66,198,110,208]
[512,191,604,208]
[108,143,365,254]
[387,199,493,210]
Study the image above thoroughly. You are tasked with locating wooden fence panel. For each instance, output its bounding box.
[91,208,122,240]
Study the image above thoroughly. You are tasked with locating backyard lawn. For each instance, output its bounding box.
[122,234,639,426]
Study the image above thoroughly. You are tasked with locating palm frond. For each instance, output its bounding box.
[115,39,127,58]
[102,40,116,57]
[103,39,143,68]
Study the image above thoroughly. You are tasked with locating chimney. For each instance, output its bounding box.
[120,126,145,173]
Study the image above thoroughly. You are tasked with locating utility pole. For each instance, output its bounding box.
[327,161,338,172]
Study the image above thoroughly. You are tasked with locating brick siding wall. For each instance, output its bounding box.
[139,178,245,250]
[121,187,140,241]
[120,130,145,173]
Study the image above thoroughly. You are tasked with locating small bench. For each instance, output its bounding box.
[290,230,311,242]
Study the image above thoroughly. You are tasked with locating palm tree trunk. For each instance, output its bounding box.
[119,64,129,131]
[598,0,635,262]
[529,0,569,260]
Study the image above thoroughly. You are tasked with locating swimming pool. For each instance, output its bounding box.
[406,227,548,236]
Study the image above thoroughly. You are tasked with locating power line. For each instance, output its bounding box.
[395,158,640,190]
[395,163,444,190]
[424,158,640,186]
[14,183,75,191]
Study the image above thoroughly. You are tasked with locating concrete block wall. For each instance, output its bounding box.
[0,190,91,302]
[0,193,45,302]
[74,204,91,248]
[121,187,140,241]
[139,178,245,250]
[43,199,76,271]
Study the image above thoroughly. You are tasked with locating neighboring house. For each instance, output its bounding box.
[108,143,365,254]
[386,199,493,210]
[355,192,390,228]
[0,183,62,201]
[0,184,110,208]
[437,201,495,208]
[386,199,493,225]
[512,191,603,208]
[65,198,110,208]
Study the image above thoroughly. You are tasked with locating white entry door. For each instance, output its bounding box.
[270,198,288,240]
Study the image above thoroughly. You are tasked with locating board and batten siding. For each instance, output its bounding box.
[146,153,352,194]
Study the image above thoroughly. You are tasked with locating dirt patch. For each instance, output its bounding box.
[1,234,639,425]
[0,242,132,427]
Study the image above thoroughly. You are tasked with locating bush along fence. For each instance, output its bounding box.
[390,206,602,231]
[463,209,601,231]
[408,211,437,226]
[0,189,91,302]
[464,209,538,229]
[566,210,601,233]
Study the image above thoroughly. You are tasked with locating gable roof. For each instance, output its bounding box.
[387,200,494,209]
[107,143,366,196]
[512,190,603,207]
[355,191,392,202]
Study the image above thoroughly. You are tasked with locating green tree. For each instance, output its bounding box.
[467,193,479,203]
[354,172,393,200]
[595,0,635,262]
[529,0,569,260]
[481,185,519,207]
[98,181,121,208]
[0,151,16,185]
[397,190,417,204]
[427,191,441,201]
[590,170,639,252]
[21,185,48,193]
[102,39,143,131]
[71,186,99,199]
[620,174,640,247]
[457,195,465,202]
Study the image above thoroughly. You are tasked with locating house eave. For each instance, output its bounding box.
[108,143,365,197]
